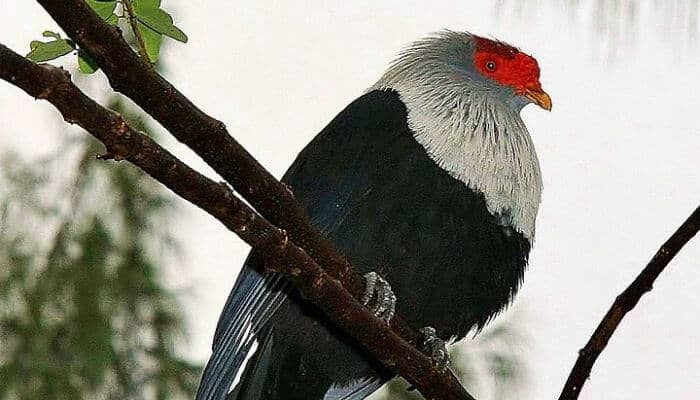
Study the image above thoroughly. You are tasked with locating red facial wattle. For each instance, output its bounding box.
[472,36,552,111]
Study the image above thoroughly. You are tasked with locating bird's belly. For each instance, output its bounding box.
[328,168,531,339]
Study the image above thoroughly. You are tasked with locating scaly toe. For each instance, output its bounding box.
[419,326,450,371]
[362,272,397,323]
[361,272,378,306]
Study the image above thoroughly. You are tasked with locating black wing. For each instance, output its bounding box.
[195,90,410,400]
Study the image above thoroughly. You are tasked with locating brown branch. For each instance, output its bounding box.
[32,0,430,349]
[0,43,475,400]
[34,0,365,293]
[558,206,700,400]
[31,0,462,392]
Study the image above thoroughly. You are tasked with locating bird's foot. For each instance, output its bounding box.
[361,272,396,324]
[419,326,450,371]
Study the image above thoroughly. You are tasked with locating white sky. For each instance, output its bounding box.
[1,1,699,399]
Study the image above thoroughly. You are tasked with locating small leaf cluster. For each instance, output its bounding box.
[26,0,188,73]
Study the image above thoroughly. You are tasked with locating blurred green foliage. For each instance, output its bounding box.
[0,98,201,399]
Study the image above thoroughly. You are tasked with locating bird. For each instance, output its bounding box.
[196,30,551,400]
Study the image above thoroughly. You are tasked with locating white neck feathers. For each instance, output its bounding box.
[369,33,543,239]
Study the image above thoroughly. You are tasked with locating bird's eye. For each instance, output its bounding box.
[485,61,497,72]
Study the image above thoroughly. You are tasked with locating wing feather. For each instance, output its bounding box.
[197,265,289,400]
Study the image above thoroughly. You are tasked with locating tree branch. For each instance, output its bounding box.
[31,0,466,393]
[33,0,432,352]
[558,205,700,400]
[0,43,475,400]
[34,0,364,292]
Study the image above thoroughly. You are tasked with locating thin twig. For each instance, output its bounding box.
[558,205,700,400]
[120,0,150,62]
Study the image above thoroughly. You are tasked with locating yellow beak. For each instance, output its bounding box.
[524,88,552,111]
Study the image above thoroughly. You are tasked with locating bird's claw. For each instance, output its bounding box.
[419,326,450,371]
[361,272,396,323]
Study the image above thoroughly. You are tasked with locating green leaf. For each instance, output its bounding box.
[135,7,188,43]
[30,41,43,50]
[132,0,161,11]
[163,24,187,43]
[136,21,162,62]
[26,39,74,62]
[77,51,99,74]
[42,30,61,39]
[85,0,117,20]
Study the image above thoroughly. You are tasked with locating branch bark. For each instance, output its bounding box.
[0,43,475,400]
[558,205,700,400]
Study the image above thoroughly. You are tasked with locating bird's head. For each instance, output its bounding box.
[472,36,551,111]
[374,30,551,113]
